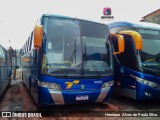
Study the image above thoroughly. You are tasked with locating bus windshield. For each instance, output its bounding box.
[41,17,112,77]
[136,29,160,71]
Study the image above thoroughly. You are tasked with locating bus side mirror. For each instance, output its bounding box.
[119,30,142,50]
[110,34,125,55]
[34,25,43,49]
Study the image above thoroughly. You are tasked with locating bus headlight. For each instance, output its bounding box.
[131,75,158,87]
[102,81,114,88]
[138,78,158,87]
[38,81,61,90]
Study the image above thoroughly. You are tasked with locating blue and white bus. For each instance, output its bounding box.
[109,21,160,100]
[0,45,11,98]
[21,14,124,105]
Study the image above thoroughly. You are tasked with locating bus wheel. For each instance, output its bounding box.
[8,77,11,87]
[28,76,32,94]
[22,72,25,86]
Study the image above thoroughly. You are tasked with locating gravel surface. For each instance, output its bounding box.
[0,79,160,120]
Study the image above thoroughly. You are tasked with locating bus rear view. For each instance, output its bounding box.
[109,21,160,100]
[21,14,124,105]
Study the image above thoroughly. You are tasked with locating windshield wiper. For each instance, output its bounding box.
[83,42,102,77]
[64,39,77,77]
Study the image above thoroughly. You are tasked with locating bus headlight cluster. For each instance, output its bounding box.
[38,81,60,90]
[134,76,158,87]
[102,81,114,88]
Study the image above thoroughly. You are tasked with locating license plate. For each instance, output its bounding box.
[76,95,89,101]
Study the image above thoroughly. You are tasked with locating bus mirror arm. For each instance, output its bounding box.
[110,34,125,55]
[113,51,122,55]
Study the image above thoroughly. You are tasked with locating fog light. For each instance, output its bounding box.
[102,81,114,88]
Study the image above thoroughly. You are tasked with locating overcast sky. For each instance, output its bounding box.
[0,0,159,49]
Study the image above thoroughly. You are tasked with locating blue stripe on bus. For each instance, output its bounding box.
[118,65,160,100]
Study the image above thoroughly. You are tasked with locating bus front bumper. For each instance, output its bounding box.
[37,86,113,105]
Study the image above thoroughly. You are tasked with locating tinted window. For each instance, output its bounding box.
[117,34,138,70]
[81,21,109,39]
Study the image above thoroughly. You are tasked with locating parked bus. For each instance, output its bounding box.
[21,14,124,105]
[109,21,160,100]
[0,45,11,98]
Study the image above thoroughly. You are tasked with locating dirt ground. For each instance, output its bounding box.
[0,69,160,120]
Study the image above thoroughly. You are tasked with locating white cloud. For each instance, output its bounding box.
[0,0,159,49]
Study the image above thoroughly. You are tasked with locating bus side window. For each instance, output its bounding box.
[0,46,4,58]
[0,46,5,79]
[117,35,138,70]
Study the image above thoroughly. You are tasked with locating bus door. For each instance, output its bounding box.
[112,31,142,99]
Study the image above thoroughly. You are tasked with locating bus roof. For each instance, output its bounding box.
[41,14,107,26]
[42,14,71,19]
[108,21,160,30]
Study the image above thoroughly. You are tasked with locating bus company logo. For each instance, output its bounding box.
[103,7,111,15]
[101,7,114,21]
[65,80,79,89]
[2,112,11,117]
